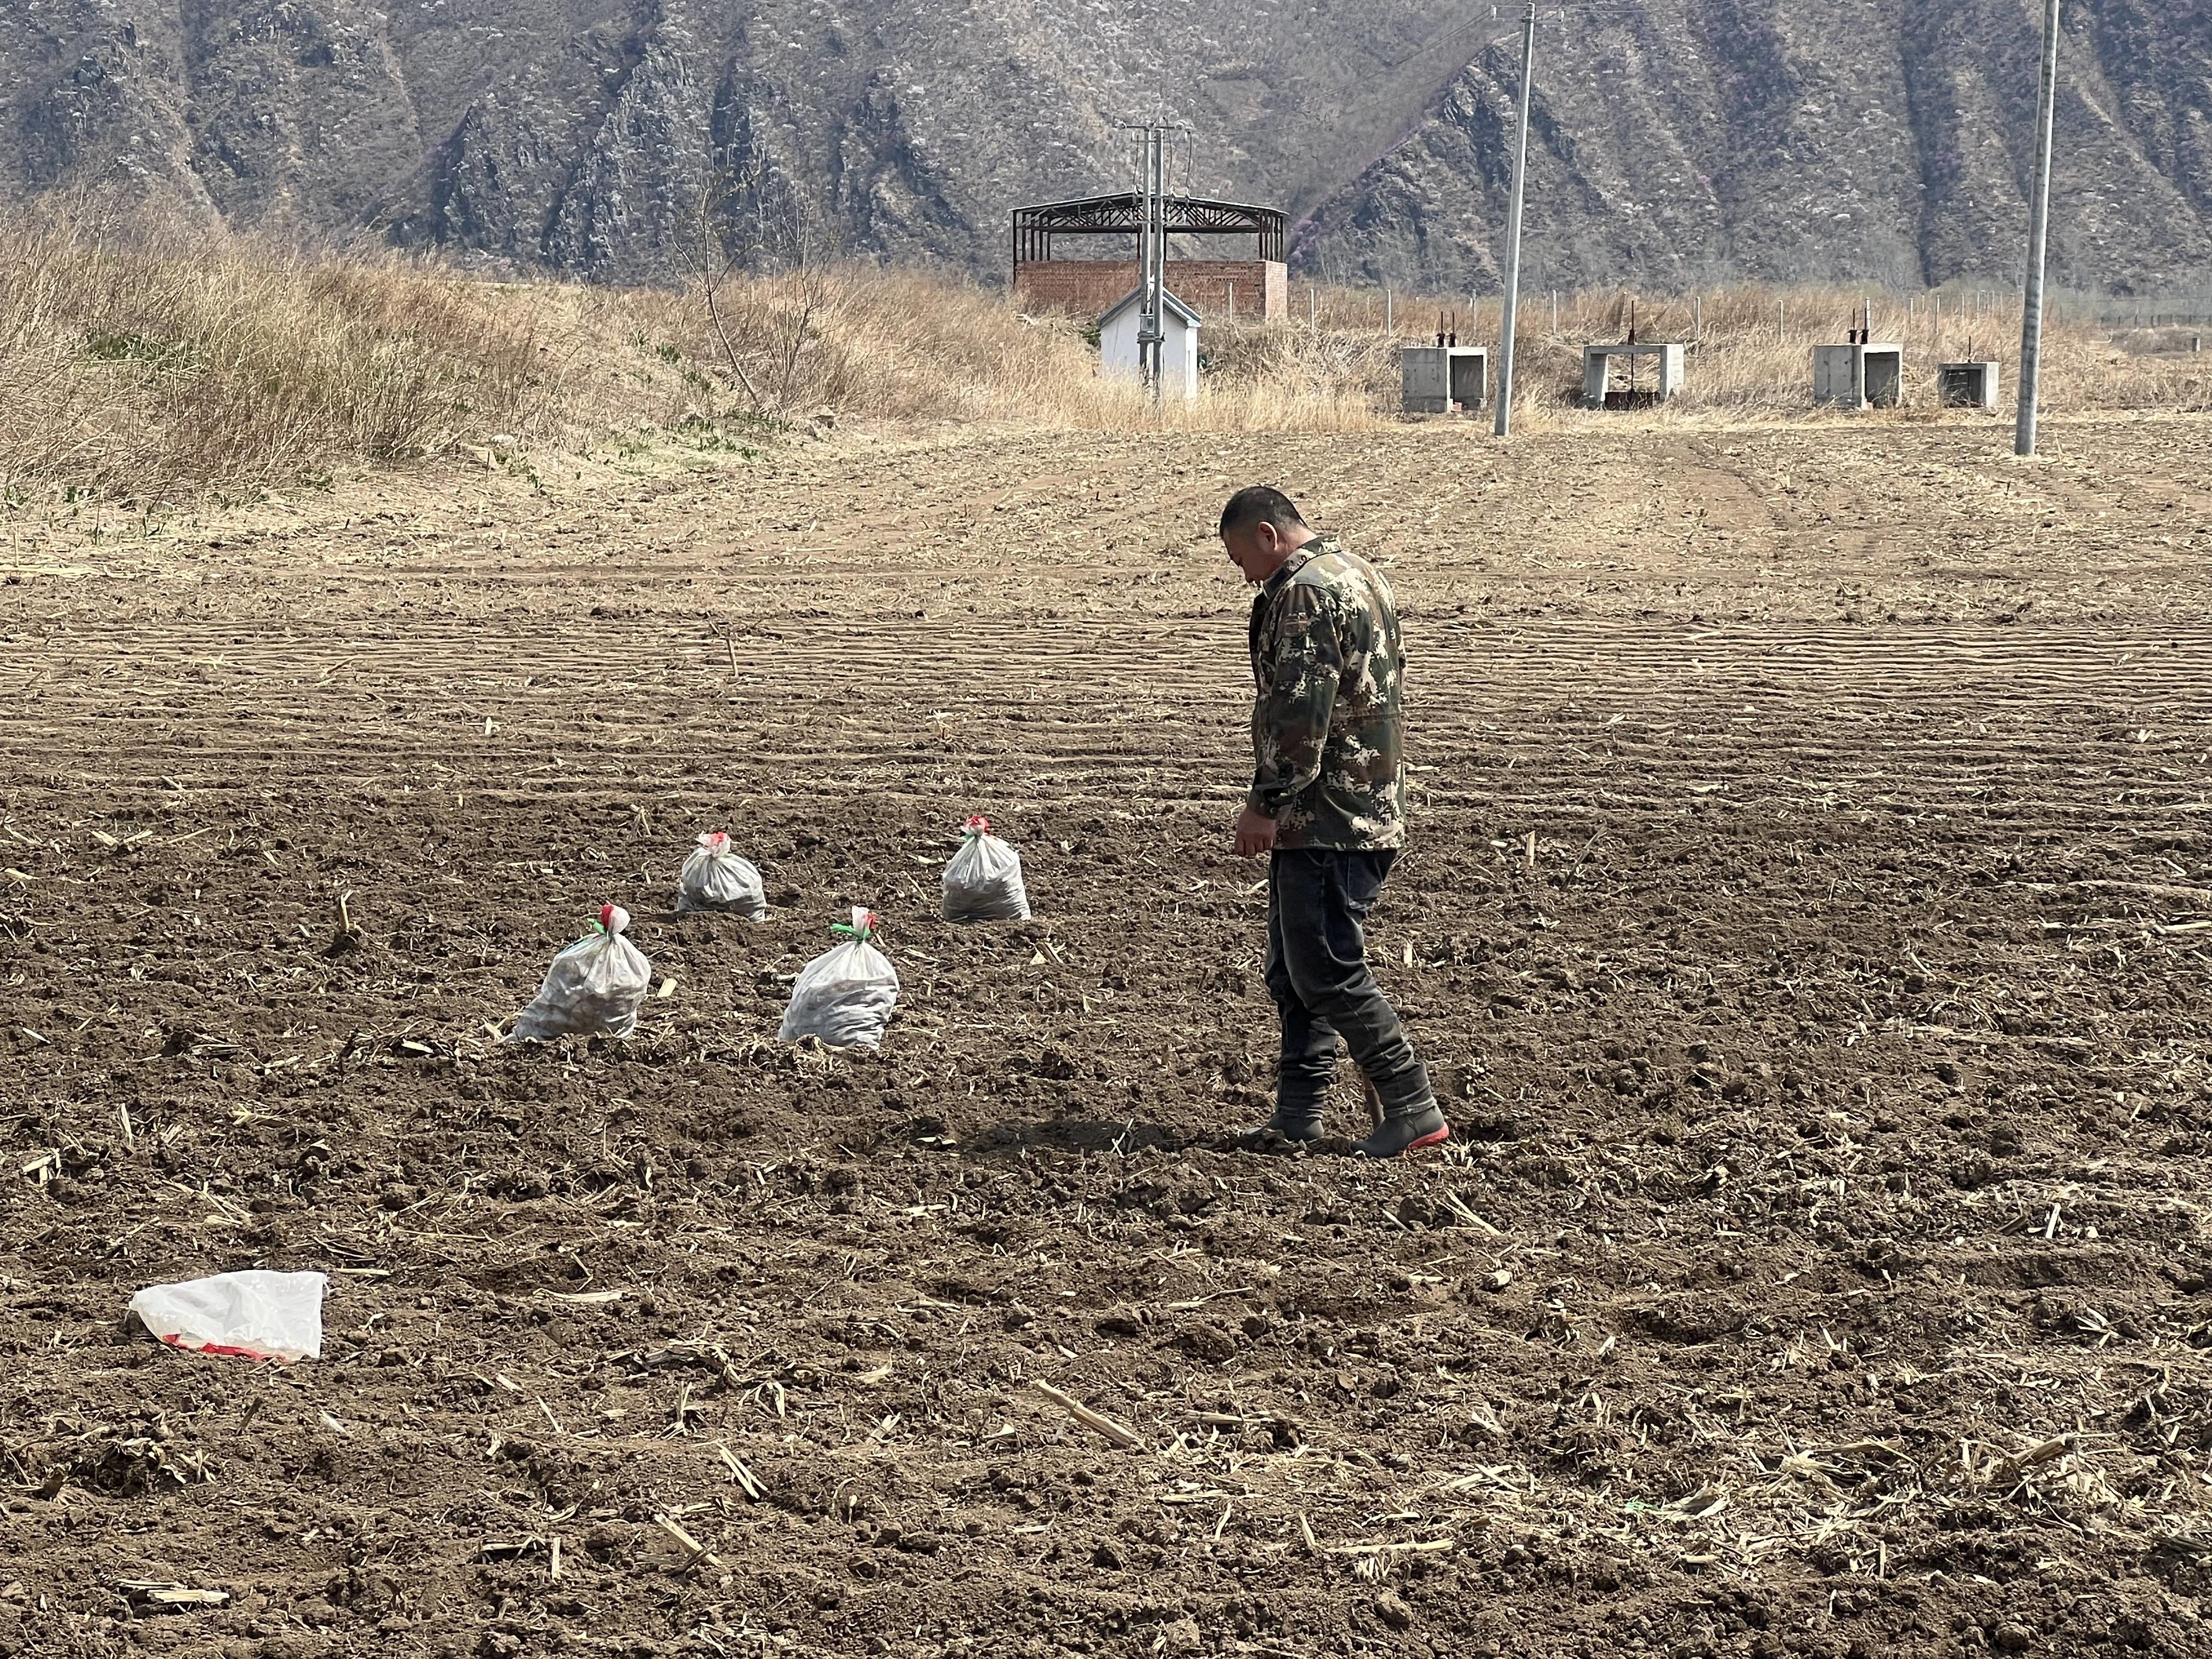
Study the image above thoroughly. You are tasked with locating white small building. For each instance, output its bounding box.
[1099,287,1200,400]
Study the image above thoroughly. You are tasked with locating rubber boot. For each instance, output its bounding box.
[1353,1102,1449,1159]
[1236,1108,1324,1149]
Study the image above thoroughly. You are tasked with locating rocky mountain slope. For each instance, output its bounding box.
[1300,0,2212,297]
[4,0,2208,295]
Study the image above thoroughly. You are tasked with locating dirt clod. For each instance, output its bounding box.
[1180,1323,1238,1364]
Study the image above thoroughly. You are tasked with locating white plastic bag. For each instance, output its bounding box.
[509,904,651,1041]
[129,1269,326,1362]
[941,815,1030,922]
[779,907,901,1049]
[676,831,766,919]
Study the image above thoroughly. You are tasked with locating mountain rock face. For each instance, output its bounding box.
[3,0,2208,295]
[1298,0,2212,297]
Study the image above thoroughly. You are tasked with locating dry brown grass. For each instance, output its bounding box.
[0,215,1384,502]
[3,208,2205,504]
[642,263,1384,434]
[0,213,571,500]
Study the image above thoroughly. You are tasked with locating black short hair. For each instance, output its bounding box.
[1218,486,1306,539]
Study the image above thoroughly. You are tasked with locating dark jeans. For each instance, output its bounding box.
[1265,848,1435,1126]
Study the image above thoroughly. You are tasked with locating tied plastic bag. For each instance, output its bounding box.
[129,1269,326,1362]
[941,815,1030,922]
[676,831,766,919]
[778,907,900,1049]
[509,904,651,1041]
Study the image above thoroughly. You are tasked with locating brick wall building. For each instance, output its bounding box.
[1014,259,1288,322]
[1009,193,1290,325]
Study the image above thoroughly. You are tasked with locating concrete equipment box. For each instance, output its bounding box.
[1813,343,1903,409]
[1401,346,1489,413]
[1939,361,2000,409]
[1582,343,1684,407]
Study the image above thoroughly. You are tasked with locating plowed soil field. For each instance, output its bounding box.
[7,412,2212,1659]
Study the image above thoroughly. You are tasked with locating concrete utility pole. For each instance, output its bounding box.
[1494,3,1537,438]
[2016,0,2061,456]
[1136,125,1167,399]
[1117,121,1182,398]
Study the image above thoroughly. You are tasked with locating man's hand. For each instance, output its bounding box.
[1233,805,1278,859]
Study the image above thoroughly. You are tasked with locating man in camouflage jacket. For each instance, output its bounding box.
[1221,486,1446,1157]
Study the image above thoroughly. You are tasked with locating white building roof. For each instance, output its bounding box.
[1099,286,1202,327]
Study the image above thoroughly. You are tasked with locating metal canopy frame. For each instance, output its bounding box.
[1010,193,1287,268]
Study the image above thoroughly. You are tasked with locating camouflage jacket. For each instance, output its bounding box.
[1246,534,1407,850]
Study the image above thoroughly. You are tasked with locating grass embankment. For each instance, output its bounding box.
[0,217,1371,503]
[2,211,2206,504]
[0,216,563,500]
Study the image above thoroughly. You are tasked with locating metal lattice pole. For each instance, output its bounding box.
[1493,4,1537,437]
[2016,0,2062,456]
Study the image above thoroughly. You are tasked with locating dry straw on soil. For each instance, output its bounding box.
[2,210,2206,502]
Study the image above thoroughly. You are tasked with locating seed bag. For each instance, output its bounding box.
[676,831,767,919]
[941,815,1030,922]
[779,907,900,1049]
[509,904,651,1041]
